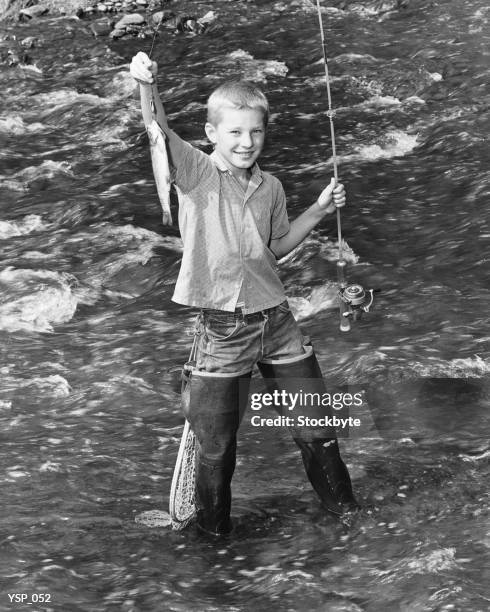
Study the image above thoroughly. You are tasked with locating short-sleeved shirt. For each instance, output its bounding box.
[165,129,290,314]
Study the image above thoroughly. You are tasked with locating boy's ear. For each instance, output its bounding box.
[205,122,217,144]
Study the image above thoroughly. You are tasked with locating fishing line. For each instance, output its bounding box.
[148,12,164,60]
[147,13,165,117]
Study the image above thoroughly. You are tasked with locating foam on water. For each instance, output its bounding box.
[289,282,339,320]
[378,548,459,583]
[331,53,381,64]
[86,127,129,151]
[338,130,419,163]
[275,0,344,14]
[280,235,359,266]
[0,160,73,192]
[98,223,182,253]
[357,95,402,109]
[22,374,71,397]
[18,63,42,74]
[83,109,137,150]
[1,372,71,397]
[22,251,52,260]
[33,88,109,110]
[39,461,63,472]
[469,6,490,33]
[106,70,140,100]
[99,178,148,196]
[349,3,386,17]
[0,267,78,332]
[345,353,490,385]
[224,50,289,83]
[0,214,47,239]
[408,355,490,378]
[404,95,426,105]
[0,115,46,134]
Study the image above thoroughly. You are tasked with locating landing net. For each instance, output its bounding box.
[169,335,198,530]
[169,418,197,529]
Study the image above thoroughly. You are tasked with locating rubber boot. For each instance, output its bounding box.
[258,347,360,516]
[184,368,251,536]
[294,438,360,515]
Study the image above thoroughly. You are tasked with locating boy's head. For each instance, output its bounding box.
[206,80,269,128]
[205,81,269,176]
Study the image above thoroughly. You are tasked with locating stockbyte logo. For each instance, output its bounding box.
[241,378,369,438]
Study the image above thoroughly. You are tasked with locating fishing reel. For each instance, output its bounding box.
[339,283,374,329]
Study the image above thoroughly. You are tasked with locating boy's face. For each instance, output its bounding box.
[205,107,266,177]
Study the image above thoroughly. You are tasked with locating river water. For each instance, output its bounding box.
[0,0,489,610]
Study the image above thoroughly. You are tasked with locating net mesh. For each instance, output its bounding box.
[169,418,197,530]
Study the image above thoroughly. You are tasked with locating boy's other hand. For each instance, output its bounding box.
[317,178,346,212]
[130,52,157,85]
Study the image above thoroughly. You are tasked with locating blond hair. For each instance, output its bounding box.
[207,80,269,127]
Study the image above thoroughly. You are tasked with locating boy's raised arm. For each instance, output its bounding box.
[130,52,191,174]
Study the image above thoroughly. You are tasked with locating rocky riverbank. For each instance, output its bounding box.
[1,0,217,34]
[0,0,430,24]
[0,0,220,68]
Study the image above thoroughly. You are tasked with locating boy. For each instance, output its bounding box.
[130,52,359,536]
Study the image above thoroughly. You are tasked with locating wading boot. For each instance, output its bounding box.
[293,437,360,515]
[184,368,251,536]
[258,346,360,517]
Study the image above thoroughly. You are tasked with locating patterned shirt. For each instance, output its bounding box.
[164,129,290,314]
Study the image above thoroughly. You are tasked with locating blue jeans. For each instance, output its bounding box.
[195,300,308,373]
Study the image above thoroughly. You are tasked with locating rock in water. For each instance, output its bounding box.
[151,9,174,26]
[20,36,38,48]
[90,18,113,37]
[114,13,145,30]
[135,509,173,528]
[19,5,49,20]
[109,28,126,39]
[197,10,217,28]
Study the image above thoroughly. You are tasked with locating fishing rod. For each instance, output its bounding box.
[315,0,374,332]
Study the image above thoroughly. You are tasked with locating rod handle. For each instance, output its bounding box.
[337,260,350,332]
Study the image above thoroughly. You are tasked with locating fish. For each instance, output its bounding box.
[146,118,173,225]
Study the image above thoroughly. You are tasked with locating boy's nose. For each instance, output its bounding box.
[239,132,253,148]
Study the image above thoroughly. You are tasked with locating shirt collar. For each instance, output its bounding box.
[210,150,262,180]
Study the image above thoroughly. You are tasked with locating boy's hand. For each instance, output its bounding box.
[317,178,346,213]
[130,52,157,85]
